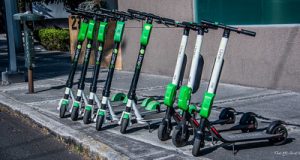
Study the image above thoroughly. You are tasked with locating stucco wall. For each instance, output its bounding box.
[118,0,300,92]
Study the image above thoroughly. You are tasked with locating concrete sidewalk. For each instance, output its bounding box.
[0,52,300,159]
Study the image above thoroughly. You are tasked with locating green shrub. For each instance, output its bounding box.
[38,28,70,51]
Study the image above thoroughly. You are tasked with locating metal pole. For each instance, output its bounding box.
[28,67,34,93]
[23,20,35,93]
[4,0,21,72]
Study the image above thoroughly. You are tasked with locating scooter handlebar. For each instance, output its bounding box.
[98,8,134,19]
[128,9,159,20]
[128,9,177,24]
[239,29,256,37]
[127,9,142,16]
[75,8,115,19]
[201,19,256,37]
[66,7,115,19]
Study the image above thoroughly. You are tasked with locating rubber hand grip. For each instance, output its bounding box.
[240,29,256,37]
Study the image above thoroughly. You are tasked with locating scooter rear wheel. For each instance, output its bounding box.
[83,110,92,124]
[95,115,105,131]
[158,121,171,141]
[269,125,288,145]
[71,107,79,121]
[120,118,129,134]
[172,125,190,147]
[59,104,67,118]
[219,108,235,124]
[240,112,258,132]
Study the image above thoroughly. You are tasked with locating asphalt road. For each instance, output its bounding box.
[0,107,83,160]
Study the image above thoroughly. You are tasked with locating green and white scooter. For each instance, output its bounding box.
[171,22,217,147]
[152,22,197,140]
[79,10,113,124]
[118,10,154,134]
[58,9,89,118]
[94,8,143,131]
[118,10,187,134]
[192,21,258,156]
[70,16,97,121]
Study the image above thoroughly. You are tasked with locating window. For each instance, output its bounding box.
[194,0,300,25]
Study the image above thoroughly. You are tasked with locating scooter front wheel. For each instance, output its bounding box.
[95,115,105,131]
[59,104,67,118]
[192,134,204,156]
[172,125,190,147]
[83,110,92,124]
[158,120,171,141]
[71,107,79,121]
[120,118,129,134]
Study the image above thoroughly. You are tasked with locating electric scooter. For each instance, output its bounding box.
[192,21,288,156]
[58,9,89,118]
[119,9,185,134]
[76,10,113,124]
[70,15,97,121]
[171,21,218,147]
[153,21,240,142]
[154,21,200,140]
[93,8,144,131]
[171,21,260,147]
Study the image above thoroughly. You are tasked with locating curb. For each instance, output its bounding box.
[0,92,129,160]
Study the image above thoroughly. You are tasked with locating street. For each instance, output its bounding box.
[0,106,83,160]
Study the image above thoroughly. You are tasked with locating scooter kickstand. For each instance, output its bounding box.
[232,143,238,155]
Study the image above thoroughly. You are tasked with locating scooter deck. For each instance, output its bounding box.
[214,123,253,132]
[220,131,282,143]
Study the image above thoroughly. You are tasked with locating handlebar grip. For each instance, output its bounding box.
[239,29,256,37]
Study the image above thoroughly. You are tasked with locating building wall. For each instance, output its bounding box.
[118,0,300,92]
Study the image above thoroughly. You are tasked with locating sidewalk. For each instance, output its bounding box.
[0,51,300,160]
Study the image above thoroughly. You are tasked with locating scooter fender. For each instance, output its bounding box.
[97,109,106,116]
[72,101,81,108]
[145,100,160,111]
[119,111,132,126]
[58,98,69,110]
[141,97,154,107]
[267,120,286,134]
[85,104,93,111]
[111,93,126,102]
[188,104,197,114]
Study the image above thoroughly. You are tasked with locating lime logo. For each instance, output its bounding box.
[96,61,100,65]
[145,25,151,30]
[77,45,82,49]
[87,44,92,48]
[98,46,103,51]
[140,49,145,54]
[114,49,118,54]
